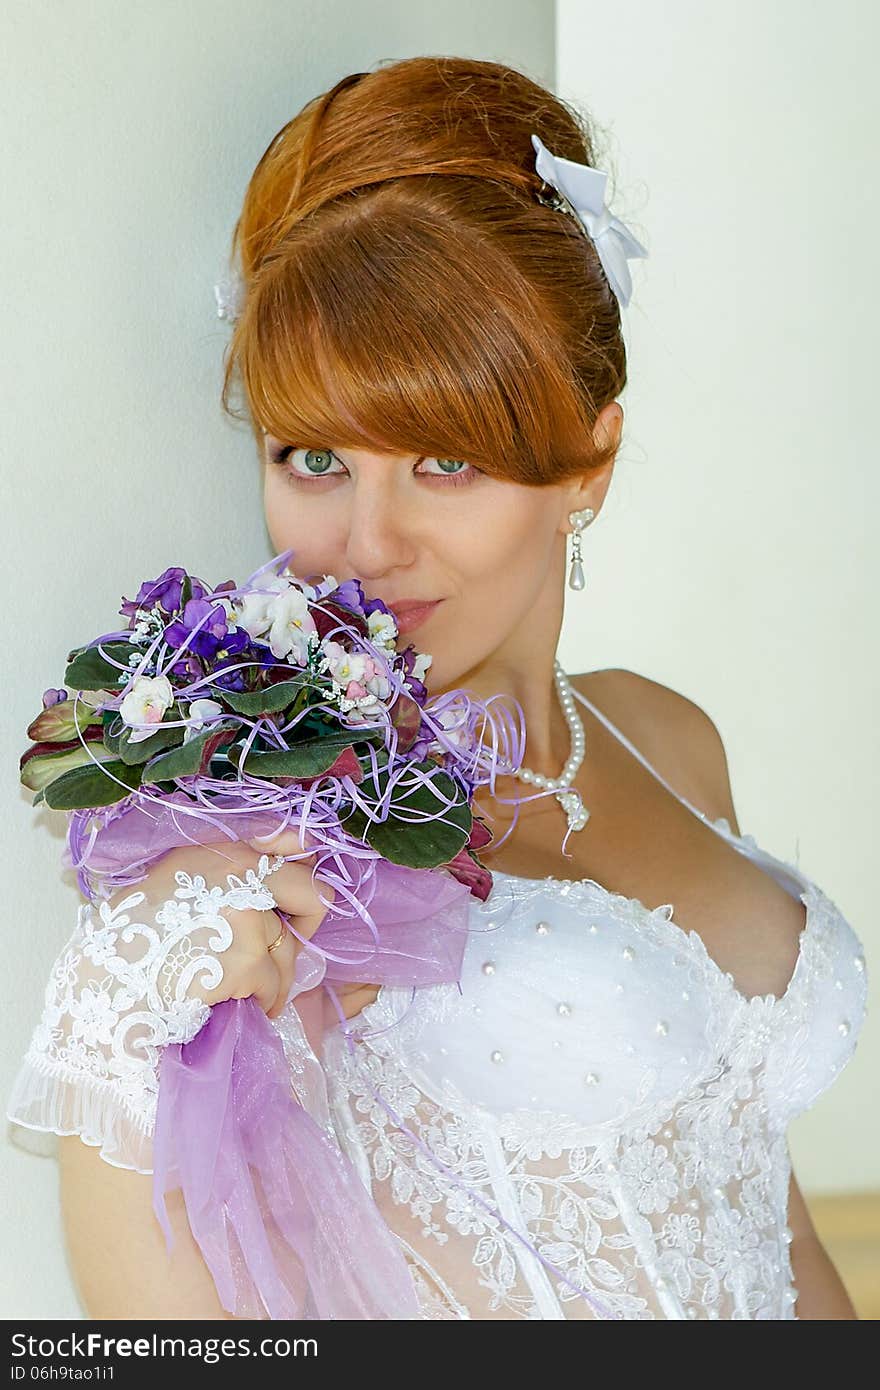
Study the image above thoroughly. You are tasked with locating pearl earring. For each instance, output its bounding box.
[567,508,596,590]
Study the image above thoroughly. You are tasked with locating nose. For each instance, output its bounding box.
[342,476,421,580]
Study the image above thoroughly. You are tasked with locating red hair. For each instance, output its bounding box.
[220,56,639,486]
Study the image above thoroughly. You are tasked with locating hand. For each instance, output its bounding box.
[99,827,337,1024]
[6,826,339,1172]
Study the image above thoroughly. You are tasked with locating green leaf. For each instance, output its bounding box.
[141,721,239,780]
[118,721,185,765]
[339,804,371,843]
[64,641,134,691]
[42,760,143,810]
[216,678,312,716]
[102,710,124,757]
[234,730,371,779]
[355,765,473,869]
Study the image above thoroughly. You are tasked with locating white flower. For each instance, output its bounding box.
[322,642,367,686]
[367,609,398,649]
[266,586,318,662]
[229,591,274,639]
[228,575,292,635]
[411,652,433,683]
[425,705,469,757]
[300,573,337,602]
[317,639,395,722]
[212,595,238,623]
[322,641,391,698]
[230,579,317,663]
[183,698,225,744]
[118,674,174,743]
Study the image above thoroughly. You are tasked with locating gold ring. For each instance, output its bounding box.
[267,920,287,954]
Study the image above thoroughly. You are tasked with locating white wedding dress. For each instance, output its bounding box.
[6,686,868,1319]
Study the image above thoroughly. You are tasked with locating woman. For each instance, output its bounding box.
[7,55,867,1319]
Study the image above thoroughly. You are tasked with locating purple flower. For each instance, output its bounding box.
[41,688,68,709]
[168,651,204,682]
[163,599,233,660]
[163,602,256,690]
[363,596,395,621]
[119,567,208,621]
[209,634,274,692]
[208,666,247,693]
[331,578,369,616]
[397,646,429,702]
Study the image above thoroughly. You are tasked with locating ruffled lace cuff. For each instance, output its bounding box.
[6,1047,157,1174]
[4,879,227,1175]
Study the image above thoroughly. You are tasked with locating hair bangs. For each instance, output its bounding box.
[228,204,601,486]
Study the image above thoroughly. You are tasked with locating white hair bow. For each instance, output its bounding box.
[531,133,648,310]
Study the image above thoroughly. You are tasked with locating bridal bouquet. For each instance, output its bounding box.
[18,551,525,1320]
[21,551,499,893]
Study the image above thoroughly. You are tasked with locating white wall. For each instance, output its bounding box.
[556,1,878,1193]
[0,0,555,1320]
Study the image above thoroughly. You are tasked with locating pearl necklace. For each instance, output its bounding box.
[511,658,590,832]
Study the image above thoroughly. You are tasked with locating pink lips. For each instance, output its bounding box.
[388,599,443,635]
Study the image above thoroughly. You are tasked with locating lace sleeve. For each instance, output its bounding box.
[5,853,285,1175]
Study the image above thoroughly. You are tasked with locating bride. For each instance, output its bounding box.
[7,54,866,1319]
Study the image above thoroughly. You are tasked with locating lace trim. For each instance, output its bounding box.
[6,1048,156,1173]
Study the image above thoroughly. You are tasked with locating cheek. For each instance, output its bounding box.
[455,499,553,591]
[263,477,347,572]
[263,476,553,598]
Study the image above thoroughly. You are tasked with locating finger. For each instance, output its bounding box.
[337,981,382,1022]
[264,916,299,1019]
[258,860,337,945]
[243,826,321,862]
[242,950,282,1014]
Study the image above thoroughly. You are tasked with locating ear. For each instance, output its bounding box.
[594,401,623,456]
[560,402,622,527]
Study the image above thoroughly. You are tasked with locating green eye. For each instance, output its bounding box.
[302,449,336,474]
[271,445,480,490]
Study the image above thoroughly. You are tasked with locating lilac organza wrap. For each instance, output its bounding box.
[65,792,475,1320]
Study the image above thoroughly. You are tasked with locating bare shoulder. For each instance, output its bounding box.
[569,667,741,833]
